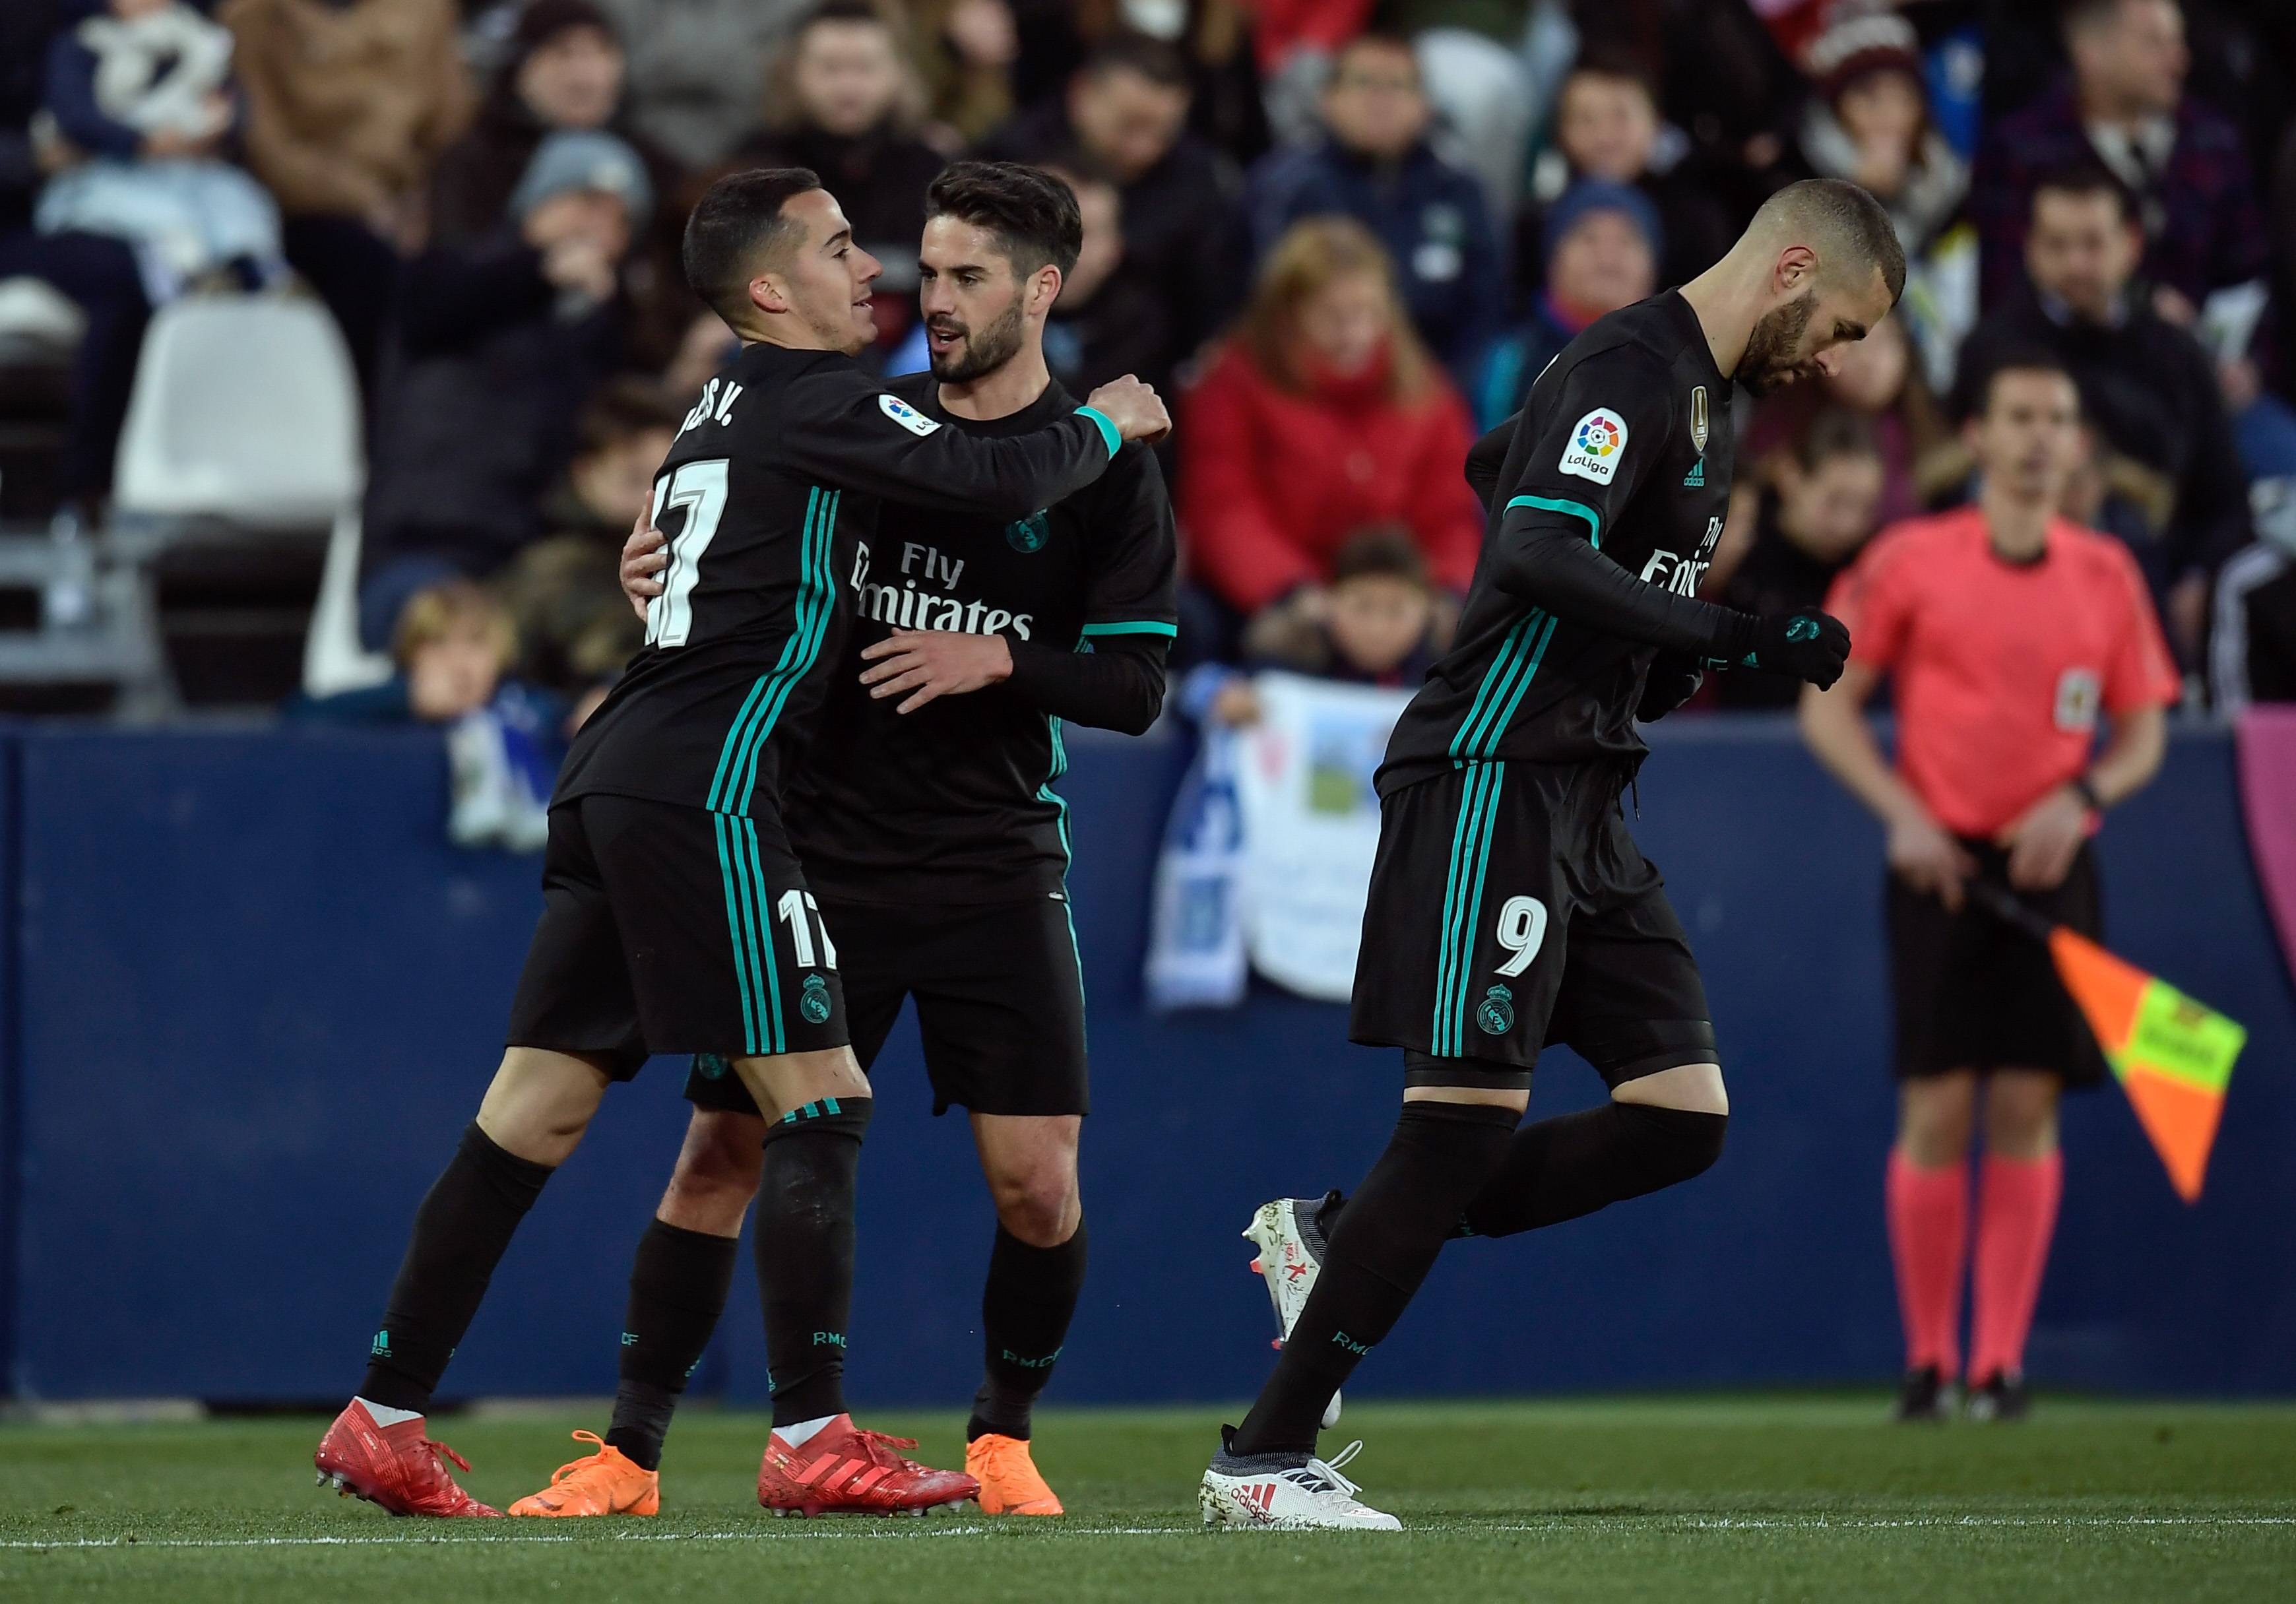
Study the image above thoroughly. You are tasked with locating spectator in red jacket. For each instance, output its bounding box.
[1179,214,1483,648]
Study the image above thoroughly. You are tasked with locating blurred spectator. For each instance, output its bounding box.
[292,579,522,726]
[34,0,288,302]
[221,0,473,392]
[3,1,60,230]
[494,377,675,697]
[1523,48,1735,297]
[1795,5,1965,255]
[1971,0,2268,320]
[1790,2,1971,381]
[428,0,676,251]
[1242,30,1500,390]
[1248,0,1377,148]
[1178,215,1483,651]
[978,28,1240,397]
[910,0,1021,148]
[1379,0,1580,223]
[1005,2,1271,169]
[1232,525,1450,694]
[1711,408,1886,711]
[590,0,812,169]
[1742,313,1955,533]
[1597,0,1803,222]
[1475,176,1656,429]
[734,2,945,356]
[1954,166,2250,659]
[360,129,647,649]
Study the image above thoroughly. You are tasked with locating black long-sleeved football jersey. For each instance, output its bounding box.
[556,340,1122,816]
[1380,290,1756,795]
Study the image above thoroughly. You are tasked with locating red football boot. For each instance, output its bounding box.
[314,1399,503,1517]
[756,1415,979,1518]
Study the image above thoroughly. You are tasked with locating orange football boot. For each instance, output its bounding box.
[965,1433,1064,1516]
[313,1399,501,1517]
[756,1415,978,1518]
[509,1430,660,1517]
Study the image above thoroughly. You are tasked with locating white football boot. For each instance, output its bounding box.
[1199,1438,1399,1531]
[1244,1192,1343,1428]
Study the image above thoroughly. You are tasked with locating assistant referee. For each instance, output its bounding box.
[1801,348,2178,1423]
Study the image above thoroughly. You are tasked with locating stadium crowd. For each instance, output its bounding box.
[3,0,2295,722]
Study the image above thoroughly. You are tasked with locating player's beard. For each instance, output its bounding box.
[928,297,1026,383]
[1736,290,1816,398]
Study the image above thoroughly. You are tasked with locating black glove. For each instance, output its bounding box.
[1734,609,1851,689]
[1636,651,1705,722]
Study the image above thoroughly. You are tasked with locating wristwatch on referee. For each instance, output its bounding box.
[2069,773,2104,813]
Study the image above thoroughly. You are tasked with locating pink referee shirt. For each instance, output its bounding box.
[1824,505,2181,839]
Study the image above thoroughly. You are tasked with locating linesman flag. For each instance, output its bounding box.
[1969,881,2245,1202]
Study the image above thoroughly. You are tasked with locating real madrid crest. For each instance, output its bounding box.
[1689,386,1709,455]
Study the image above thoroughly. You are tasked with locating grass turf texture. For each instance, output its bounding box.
[2,1398,2291,1601]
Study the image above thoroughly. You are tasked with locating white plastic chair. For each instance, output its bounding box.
[113,293,362,527]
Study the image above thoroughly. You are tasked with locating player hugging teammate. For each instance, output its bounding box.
[1203,180,1905,1530]
[315,162,1171,1520]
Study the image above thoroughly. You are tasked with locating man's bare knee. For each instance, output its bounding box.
[990,1169,1079,1247]
[973,1114,1083,1246]
[475,1047,615,1166]
[656,1109,765,1236]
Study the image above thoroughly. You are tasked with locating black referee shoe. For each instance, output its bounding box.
[1965,1372,2031,1422]
[1894,1365,1955,1422]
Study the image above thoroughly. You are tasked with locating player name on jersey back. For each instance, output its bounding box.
[556,342,1121,819]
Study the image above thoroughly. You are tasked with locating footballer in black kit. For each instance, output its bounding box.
[521,164,1173,1522]
[684,364,1176,1122]
[314,168,1169,1522]
[1202,181,1905,1531]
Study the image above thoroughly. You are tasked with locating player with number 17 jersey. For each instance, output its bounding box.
[519,337,1126,1070]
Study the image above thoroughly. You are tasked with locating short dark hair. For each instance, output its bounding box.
[1564,44,1661,104]
[1331,526,1428,589]
[1079,29,1188,90]
[1790,406,1882,471]
[576,377,682,457]
[1754,177,1907,304]
[682,167,822,320]
[1976,344,2081,416]
[2031,161,2137,225]
[799,0,887,32]
[925,161,1083,280]
[1332,28,1419,77]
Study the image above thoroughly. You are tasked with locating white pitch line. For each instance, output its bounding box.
[4,1516,2295,1551]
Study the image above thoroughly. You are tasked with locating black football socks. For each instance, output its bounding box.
[968,1219,1089,1442]
[1460,1103,1729,1238]
[754,1097,873,1428]
[360,1122,554,1413]
[1228,1101,1519,1458]
[606,1218,740,1471]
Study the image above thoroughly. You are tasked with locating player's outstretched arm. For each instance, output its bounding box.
[778,371,1167,520]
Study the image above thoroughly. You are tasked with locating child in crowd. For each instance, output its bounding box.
[1477,177,1660,429]
[1711,410,1887,710]
[1521,50,1734,300]
[494,378,676,709]
[1206,527,1451,728]
[34,0,287,304]
[287,582,562,849]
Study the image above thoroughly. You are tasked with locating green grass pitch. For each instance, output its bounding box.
[3,1397,2293,1601]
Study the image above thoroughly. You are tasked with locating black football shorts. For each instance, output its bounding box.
[687,893,1090,1118]
[1888,839,2108,1087]
[504,794,849,1077]
[1350,760,1717,1091]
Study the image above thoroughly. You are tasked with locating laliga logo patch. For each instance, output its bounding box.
[1560,408,1628,484]
[877,393,941,437]
[799,974,833,1025]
